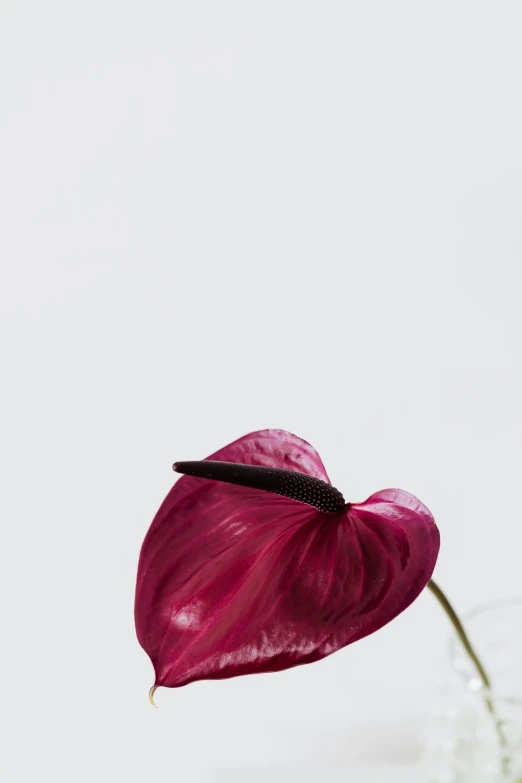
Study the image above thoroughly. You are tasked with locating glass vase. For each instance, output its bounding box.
[420,599,522,782]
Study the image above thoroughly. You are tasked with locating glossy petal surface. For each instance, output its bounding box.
[135,430,439,689]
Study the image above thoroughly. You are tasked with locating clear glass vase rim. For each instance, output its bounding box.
[448,596,522,705]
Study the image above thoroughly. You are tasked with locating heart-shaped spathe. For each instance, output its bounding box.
[135,429,439,692]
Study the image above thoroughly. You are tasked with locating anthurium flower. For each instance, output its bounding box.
[135,429,439,697]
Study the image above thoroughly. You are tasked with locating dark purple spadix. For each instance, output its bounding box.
[173,460,347,513]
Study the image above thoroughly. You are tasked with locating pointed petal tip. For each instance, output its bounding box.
[149,686,158,707]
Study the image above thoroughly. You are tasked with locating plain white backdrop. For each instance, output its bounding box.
[1,2,521,781]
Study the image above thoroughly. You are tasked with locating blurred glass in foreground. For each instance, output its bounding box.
[420,600,522,782]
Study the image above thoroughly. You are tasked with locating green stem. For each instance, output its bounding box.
[427,580,509,773]
[427,580,491,689]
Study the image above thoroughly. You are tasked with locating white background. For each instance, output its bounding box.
[1,2,521,781]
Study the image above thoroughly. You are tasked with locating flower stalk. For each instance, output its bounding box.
[427,580,509,774]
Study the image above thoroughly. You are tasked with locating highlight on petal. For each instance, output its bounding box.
[135,429,439,694]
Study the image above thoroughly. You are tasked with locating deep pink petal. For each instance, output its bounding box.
[135,431,439,690]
